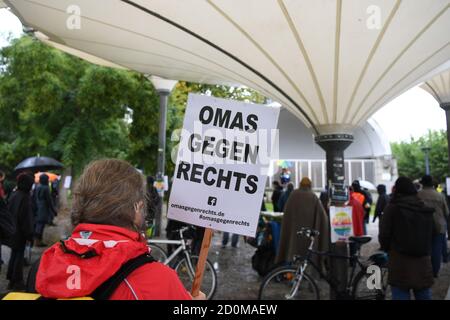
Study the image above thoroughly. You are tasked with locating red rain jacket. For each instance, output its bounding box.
[36,223,192,300]
[349,192,365,236]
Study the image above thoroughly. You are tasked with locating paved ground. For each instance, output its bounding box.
[201,220,450,300]
[1,218,449,300]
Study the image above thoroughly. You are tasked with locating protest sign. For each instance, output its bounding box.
[330,206,353,243]
[168,93,280,237]
[169,93,279,297]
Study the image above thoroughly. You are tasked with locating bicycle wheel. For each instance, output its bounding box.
[175,256,217,300]
[148,244,168,263]
[258,267,320,300]
[352,266,389,300]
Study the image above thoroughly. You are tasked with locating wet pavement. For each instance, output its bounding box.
[1,219,449,300]
[206,220,450,300]
[209,234,261,300]
[207,223,380,300]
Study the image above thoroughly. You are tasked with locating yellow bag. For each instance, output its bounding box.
[2,292,93,300]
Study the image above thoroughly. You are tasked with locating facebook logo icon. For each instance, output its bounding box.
[208,197,217,206]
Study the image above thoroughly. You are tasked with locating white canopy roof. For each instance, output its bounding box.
[5,0,450,134]
[277,109,392,160]
[421,64,450,105]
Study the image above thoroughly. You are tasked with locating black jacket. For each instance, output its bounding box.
[7,190,34,249]
[373,193,390,222]
[271,186,282,212]
[34,184,56,223]
[0,198,15,242]
[379,194,435,254]
[145,186,161,223]
[379,194,435,290]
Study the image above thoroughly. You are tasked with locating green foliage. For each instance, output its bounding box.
[127,74,160,174]
[170,81,267,115]
[0,36,159,176]
[0,36,268,179]
[391,130,449,182]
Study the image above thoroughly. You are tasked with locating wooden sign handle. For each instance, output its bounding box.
[191,228,214,298]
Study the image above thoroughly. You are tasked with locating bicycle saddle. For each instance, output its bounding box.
[348,236,372,244]
[369,252,388,267]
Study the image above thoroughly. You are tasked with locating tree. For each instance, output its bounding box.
[0,36,268,180]
[391,130,449,183]
[0,36,160,176]
[126,74,161,174]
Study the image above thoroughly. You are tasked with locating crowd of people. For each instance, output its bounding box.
[0,160,206,300]
[267,173,450,300]
[1,157,450,300]
[0,172,58,290]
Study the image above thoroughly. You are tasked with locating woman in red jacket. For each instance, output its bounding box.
[35,159,204,300]
[347,188,366,261]
[349,189,365,237]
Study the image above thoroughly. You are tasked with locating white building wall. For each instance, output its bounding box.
[272,109,398,189]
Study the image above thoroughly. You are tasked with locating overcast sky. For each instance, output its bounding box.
[371,87,446,142]
[0,9,21,47]
[0,8,446,143]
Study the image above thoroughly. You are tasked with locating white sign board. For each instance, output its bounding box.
[446,177,450,196]
[330,206,353,243]
[168,94,280,237]
[164,175,169,192]
[63,176,72,189]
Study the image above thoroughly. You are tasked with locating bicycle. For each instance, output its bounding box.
[258,227,389,300]
[147,226,217,300]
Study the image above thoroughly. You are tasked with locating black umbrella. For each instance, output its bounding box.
[14,156,64,173]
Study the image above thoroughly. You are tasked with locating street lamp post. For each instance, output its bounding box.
[149,76,177,237]
[421,146,431,175]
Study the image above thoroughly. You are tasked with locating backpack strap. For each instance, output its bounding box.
[26,258,41,293]
[90,254,155,300]
[26,254,155,300]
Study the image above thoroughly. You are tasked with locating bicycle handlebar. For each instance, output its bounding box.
[297,227,320,238]
[172,226,196,238]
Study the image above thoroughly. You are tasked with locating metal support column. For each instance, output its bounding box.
[315,133,354,300]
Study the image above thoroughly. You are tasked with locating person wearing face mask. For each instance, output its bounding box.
[29,159,204,300]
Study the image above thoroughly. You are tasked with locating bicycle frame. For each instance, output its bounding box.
[291,237,365,299]
[284,236,315,299]
[147,228,197,275]
[147,227,217,299]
